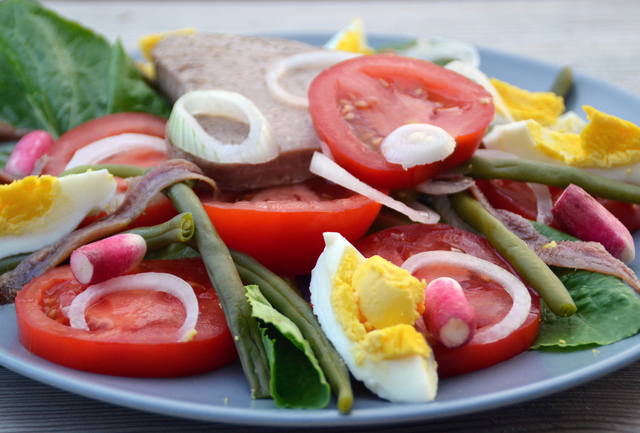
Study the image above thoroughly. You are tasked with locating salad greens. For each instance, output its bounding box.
[532,223,640,349]
[0,0,170,139]
[246,284,331,409]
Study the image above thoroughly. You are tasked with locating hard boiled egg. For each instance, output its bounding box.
[323,17,375,55]
[0,169,117,259]
[309,232,438,403]
[483,106,640,185]
[490,78,565,126]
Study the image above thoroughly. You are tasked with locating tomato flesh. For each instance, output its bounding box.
[15,259,237,377]
[308,54,495,189]
[201,178,382,275]
[355,224,541,378]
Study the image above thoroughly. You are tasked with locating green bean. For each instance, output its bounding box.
[231,249,354,414]
[450,192,577,317]
[550,66,573,99]
[464,155,640,204]
[60,164,150,178]
[126,212,194,252]
[165,182,271,398]
[0,253,29,275]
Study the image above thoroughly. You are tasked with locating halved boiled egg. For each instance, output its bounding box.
[323,17,375,55]
[0,169,117,259]
[309,232,438,403]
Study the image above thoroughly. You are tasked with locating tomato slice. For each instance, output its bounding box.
[308,54,495,189]
[15,259,237,377]
[355,224,541,378]
[476,179,640,232]
[200,178,382,276]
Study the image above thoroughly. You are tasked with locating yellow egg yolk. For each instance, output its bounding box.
[330,248,429,365]
[0,175,64,235]
[491,78,565,126]
[326,17,375,55]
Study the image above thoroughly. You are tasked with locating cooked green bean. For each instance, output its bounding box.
[464,155,640,204]
[165,182,271,398]
[231,249,354,414]
[126,212,194,252]
[550,66,573,99]
[450,192,577,317]
[0,253,29,275]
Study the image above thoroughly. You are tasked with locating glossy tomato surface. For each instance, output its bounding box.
[201,178,383,276]
[308,54,495,189]
[356,223,541,378]
[476,179,640,232]
[15,259,237,377]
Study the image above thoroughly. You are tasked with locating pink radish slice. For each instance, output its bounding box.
[402,250,531,344]
[67,272,199,342]
[5,130,54,177]
[70,234,147,285]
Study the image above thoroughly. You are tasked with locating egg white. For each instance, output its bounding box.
[309,232,438,403]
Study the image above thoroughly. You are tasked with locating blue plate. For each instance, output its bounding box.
[1,35,640,427]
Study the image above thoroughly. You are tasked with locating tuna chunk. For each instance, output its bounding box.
[151,33,323,190]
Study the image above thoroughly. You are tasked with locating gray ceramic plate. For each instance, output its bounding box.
[1,35,639,428]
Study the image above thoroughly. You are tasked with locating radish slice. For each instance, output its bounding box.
[401,250,531,344]
[310,152,440,224]
[380,124,456,169]
[166,90,279,164]
[5,130,53,177]
[266,50,360,108]
[68,272,199,342]
[64,133,167,170]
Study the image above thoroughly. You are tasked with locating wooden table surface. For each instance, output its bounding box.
[3,1,640,432]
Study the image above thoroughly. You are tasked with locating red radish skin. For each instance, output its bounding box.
[423,277,477,349]
[552,184,635,263]
[5,130,54,177]
[70,234,148,285]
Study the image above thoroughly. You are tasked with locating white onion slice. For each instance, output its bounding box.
[310,152,440,224]
[415,176,476,195]
[68,272,199,342]
[166,90,279,164]
[266,50,361,108]
[64,133,167,170]
[401,251,531,344]
[380,124,456,169]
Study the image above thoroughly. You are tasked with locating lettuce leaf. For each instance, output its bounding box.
[0,0,170,138]
[530,222,640,349]
[245,284,331,409]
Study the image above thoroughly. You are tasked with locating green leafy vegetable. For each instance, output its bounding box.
[245,284,331,409]
[0,0,170,138]
[530,222,640,349]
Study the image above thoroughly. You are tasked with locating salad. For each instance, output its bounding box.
[2,0,640,414]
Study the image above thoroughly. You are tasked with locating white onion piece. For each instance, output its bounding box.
[166,90,279,164]
[266,50,361,108]
[310,152,440,224]
[381,124,456,169]
[415,176,476,195]
[68,272,199,342]
[401,251,531,344]
[64,133,167,170]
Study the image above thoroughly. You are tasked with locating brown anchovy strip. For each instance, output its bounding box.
[0,169,17,184]
[469,185,640,293]
[0,159,215,304]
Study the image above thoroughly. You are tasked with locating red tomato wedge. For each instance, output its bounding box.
[308,54,495,189]
[15,259,237,377]
[200,178,382,276]
[355,224,541,378]
[476,179,640,232]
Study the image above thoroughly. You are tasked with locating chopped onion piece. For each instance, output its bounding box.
[68,272,199,342]
[64,133,167,170]
[310,152,440,224]
[416,176,476,195]
[401,250,531,344]
[166,90,279,164]
[380,124,456,169]
[266,50,360,108]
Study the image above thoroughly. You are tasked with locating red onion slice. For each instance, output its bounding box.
[401,250,531,344]
[67,272,199,342]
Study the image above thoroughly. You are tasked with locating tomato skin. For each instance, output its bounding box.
[476,179,640,232]
[201,179,382,275]
[15,259,237,377]
[42,112,168,176]
[308,54,495,189]
[355,223,541,378]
